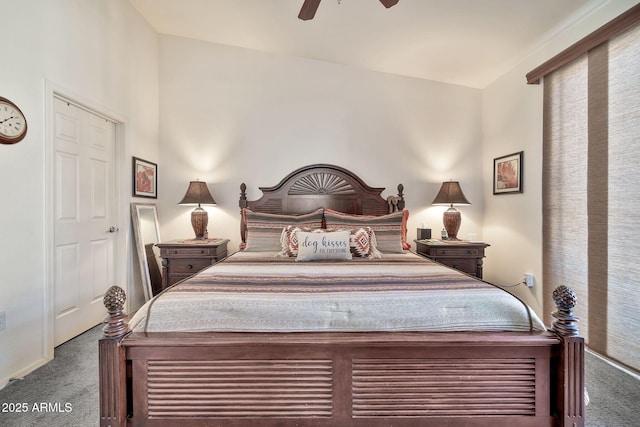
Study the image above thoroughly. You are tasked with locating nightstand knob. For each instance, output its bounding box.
[187,264,194,269]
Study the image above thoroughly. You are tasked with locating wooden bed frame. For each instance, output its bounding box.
[99,164,584,427]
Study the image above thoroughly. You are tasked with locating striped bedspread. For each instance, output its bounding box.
[130,251,546,333]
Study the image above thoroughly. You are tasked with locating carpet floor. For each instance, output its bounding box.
[0,325,638,427]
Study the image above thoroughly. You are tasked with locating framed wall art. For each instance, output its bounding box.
[133,157,157,199]
[493,151,523,194]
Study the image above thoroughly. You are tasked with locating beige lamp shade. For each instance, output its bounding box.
[178,181,216,206]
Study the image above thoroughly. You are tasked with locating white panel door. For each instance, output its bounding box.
[53,98,118,346]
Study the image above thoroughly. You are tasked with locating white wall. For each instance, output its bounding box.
[0,0,159,388]
[482,0,638,319]
[157,36,484,252]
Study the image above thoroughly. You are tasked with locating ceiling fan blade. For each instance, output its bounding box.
[379,0,399,8]
[299,0,321,20]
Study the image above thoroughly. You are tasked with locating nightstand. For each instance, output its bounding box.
[414,239,489,279]
[156,238,229,288]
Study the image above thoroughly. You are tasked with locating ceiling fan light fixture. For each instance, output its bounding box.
[298,0,321,20]
[298,0,399,21]
[379,0,399,8]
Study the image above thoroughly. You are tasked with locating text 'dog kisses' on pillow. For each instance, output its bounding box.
[295,230,352,261]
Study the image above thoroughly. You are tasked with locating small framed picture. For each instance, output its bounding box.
[493,151,523,195]
[133,157,157,199]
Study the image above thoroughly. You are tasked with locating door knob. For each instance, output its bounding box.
[108,226,119,233]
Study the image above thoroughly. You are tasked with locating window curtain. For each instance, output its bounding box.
[542,23,640,372]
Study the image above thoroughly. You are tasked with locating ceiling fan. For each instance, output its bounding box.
[298,0,399,21]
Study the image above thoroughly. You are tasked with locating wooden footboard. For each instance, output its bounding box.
[99,286,584,427]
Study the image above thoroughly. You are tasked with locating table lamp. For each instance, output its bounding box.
[178,180,216,240]
[432,180,470,241]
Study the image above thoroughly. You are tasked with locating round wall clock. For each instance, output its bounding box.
[0,96,28,144]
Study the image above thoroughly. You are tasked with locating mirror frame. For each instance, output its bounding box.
[131,203,161,301]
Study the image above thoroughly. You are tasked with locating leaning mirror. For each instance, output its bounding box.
[131,203,162,301]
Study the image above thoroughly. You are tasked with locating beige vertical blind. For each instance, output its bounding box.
[542,23,640,372]
[606,26,640,369]
[542,57,590,340]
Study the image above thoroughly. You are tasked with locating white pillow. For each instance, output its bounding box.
[295,230,352,262]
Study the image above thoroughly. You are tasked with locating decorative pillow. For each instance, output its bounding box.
[295,230,352,261]
[278,226,318,257]
[244,208,324,252]
[324,227,382,259]
[324,209,406,254]
[349,227,383,259]
[401,209,411,250]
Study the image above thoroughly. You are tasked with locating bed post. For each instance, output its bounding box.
[396,184,405,210]
[99,286,129,427]
[551,285,585,427]
[239,183,248,247]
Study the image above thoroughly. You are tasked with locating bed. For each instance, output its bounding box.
[99,164,584,427]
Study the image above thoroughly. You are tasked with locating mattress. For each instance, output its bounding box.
[130,251,546,333]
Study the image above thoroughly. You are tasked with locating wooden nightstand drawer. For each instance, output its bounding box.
[170,258,212,274]
[433,247,480,257]
[162,247,216,256]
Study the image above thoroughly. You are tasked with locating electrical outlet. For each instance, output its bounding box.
[524,273,535,288]
[0,311,5,331]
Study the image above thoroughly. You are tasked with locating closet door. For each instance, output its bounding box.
[53,98,118,346]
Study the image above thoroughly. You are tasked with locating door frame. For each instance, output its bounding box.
[44,81,129,360]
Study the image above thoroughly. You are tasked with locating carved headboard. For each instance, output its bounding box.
[238,164,405,244]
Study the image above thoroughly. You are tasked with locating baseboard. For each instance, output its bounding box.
[0,356,52,392]
[586,348,640,381]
